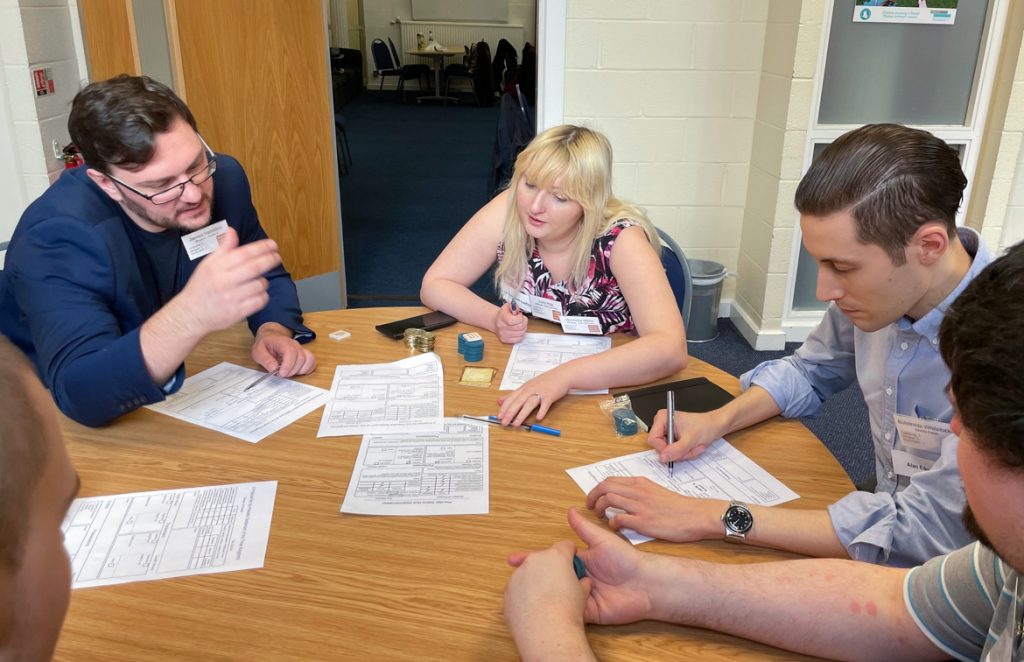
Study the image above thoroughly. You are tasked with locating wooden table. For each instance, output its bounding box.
[55,308,852,661]
[406,47,465,104]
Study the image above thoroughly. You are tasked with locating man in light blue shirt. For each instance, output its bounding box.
[586,123,987,566]
[503,242,1024,660]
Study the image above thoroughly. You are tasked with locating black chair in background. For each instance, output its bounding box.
[369,38,426,102]
[334,113,352,176]
[443,46,477,106]
[330,47,364,109]
[387,37,431,89]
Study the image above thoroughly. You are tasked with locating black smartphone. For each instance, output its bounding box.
[375,311,458,339]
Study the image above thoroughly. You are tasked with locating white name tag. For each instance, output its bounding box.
[560,315,602,335]
[530,296,564,323]
[894,413,950,453]
[501,284,533,313]
[891,449,936,478]
[181,220,228,260]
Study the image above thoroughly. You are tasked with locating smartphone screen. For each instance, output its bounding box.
[375,311,458,339]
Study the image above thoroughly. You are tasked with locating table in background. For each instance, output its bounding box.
[56,307,853,661]
[406,47,464,104]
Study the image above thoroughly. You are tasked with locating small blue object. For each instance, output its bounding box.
[510,300,519,313]
[572,555,586,579]
[612,408,638,436]
[486,415,561,437]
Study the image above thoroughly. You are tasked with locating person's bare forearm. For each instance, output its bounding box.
[643,556,940,661]
[737,506,849,558]
[553,332,686,392]
[419,278,499,332]
[139,297,207,383]
[714,385,784,435]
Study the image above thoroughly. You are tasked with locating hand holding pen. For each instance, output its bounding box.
[495,299,528,344]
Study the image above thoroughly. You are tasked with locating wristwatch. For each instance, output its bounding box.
[722,501,753,542]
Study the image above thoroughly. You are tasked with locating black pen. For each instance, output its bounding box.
[666,390,675,477]
[244,367,280,392]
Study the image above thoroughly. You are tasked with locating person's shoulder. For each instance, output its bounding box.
[20,167,117,227]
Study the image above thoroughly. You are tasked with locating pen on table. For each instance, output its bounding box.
[460,414,561,437]
[666,390,675,477]
[244,367,280,392]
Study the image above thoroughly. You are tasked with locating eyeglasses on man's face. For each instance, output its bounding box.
[105,134,217,205]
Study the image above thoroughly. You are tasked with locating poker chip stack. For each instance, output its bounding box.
[458,332,484,362]
[404,328,435,353]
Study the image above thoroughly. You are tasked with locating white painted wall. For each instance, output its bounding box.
[562,0,768,304]
[0,0,83,267]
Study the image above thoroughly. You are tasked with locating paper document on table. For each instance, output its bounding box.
[318,352,444,437]
[341,418,488,515]
[62,481,277,589]
[146,362,327,443]
[499,332,612,394]
[566,439,798,544]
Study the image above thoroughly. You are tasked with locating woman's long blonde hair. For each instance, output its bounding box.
[494,125,658,295]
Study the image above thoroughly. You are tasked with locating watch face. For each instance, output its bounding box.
[724,505,753,533]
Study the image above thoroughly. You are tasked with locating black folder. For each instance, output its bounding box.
[613,377,735,428]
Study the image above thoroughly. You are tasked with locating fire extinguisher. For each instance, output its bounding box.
[62,143,83,168]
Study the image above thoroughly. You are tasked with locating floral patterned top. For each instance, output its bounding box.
[497,219,639,335]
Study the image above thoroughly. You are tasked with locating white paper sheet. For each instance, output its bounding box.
[566,439,799,544]
[499,332,613,394]
[146,362,328,443]
[341,418,488,516]
[62,481,277,589]
[317,352,444,437]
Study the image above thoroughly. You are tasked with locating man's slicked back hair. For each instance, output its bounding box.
[0,335,49,570]
[68,74,196,173]
[795,124,966,265]
[940,241,1024,468]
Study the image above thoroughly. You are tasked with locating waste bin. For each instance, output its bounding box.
[687,259,727,342]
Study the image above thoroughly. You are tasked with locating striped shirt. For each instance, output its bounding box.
[905,542,1024,661]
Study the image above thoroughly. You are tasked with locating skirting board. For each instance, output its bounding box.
[726,297,824,349]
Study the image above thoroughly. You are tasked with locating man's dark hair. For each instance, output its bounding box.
[68,74,197,173]
[795,124,967,265]
[0,336,49,570]
[940,241,1024,468]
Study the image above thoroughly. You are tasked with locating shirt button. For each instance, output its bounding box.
[931,338,938,345]
[900,342,909,350]
[884,431,892,440]
[886,471,895,480]
[885,387,893,396]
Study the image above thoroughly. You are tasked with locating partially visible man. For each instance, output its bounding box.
[0,75,315,427]
[588,123,987,566]
[0,335,79,660]
[506,241,1024,661]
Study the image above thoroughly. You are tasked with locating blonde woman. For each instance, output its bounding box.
[421,125,687,426]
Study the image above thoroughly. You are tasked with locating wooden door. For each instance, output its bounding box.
[169,0,341,285]
[78,0,140,79]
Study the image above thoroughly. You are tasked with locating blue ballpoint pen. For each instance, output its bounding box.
[486,415,561,436]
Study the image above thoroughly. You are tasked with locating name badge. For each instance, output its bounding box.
[560,315,602,335]
[501,284,533,313]
[181,220,228,260]
[894,413,950,453]
[530,296,563,323]
[891,449,936,478]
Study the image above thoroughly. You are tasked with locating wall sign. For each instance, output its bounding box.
[32,68,55,96]
[854,1,958,25]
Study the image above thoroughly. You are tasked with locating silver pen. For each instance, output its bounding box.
[244,367,280,392]
[666,390,675,477]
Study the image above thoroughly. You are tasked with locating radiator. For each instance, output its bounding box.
[399,20,525,64]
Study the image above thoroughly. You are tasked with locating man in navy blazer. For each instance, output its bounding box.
[0,75,316,427]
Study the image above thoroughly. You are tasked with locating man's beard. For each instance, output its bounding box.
[963,504,997,551]
[121,190,213,232]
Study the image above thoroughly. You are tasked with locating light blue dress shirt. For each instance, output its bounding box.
[740,229,992,566]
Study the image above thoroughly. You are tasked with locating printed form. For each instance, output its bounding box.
[341,418,488,516]
[567,440,798,544]
[62,481,277,589]
[318,352,444,437]
[499,332,612,394]
[146,362,328,443]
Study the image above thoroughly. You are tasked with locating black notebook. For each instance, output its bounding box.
[613,377,735,428]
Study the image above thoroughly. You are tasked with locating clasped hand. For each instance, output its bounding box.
[493,302,528,344]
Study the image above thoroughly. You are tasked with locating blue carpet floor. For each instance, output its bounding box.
[337,89,874,485]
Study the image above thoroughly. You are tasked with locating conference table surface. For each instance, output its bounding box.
[56,307,853,661]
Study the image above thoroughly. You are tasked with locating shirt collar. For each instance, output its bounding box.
[900,227,992,339]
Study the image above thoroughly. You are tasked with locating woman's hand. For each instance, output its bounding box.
[493,302,528,344]
[496,369,572,426]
